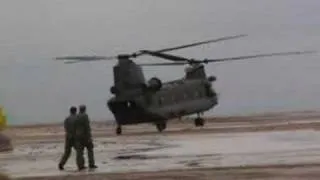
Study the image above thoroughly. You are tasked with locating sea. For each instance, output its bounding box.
[0,0,320,125]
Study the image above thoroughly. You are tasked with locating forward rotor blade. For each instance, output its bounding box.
[55,56,116,61]
[63,59,108,64]
[154,34,248,53]
[203,51,317,63]
[138,62,187,66]
[140,50,190,62]
[135,34,248,57]
[54,34,248,62]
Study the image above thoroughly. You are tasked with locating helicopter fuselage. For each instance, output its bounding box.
[55,34,314,135]
[107,78,218,125]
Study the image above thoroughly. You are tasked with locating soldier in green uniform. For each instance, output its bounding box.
[75,105,97,170]
[58,106,77,170]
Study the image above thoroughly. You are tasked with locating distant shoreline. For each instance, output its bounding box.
[6,109,320,129]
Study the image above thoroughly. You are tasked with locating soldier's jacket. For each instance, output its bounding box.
[64,114,77,139]
[75,113,92,140]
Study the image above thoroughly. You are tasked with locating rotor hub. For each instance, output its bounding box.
[117,54,131,59]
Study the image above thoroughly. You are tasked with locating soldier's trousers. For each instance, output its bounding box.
[59,137,75,167]
[75,138,95,168]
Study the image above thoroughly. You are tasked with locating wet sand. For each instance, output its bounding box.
[12,164,320,180]
[2,110,320,180]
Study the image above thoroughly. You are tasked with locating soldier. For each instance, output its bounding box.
[58,106,77,170]
[75,105,97,171]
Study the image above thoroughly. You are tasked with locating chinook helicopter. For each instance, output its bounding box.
[55,34,315,135]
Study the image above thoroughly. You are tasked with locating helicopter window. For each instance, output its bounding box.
[126,101,136,108]
[198,89,203,97]
[158,96,164,106]
[183,93,188,99]
[194,91,199,98]
[184,92,190,99]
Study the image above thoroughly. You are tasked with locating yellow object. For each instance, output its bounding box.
[0,173,11,180]
[0,106,7,130]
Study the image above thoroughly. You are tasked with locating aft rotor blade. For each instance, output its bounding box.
[138,62,188,66]
[140,50,190,62]
[203,51,317,63]
[154,34,248,53]
[55,56,116,61]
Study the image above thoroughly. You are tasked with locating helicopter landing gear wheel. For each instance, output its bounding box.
[156,122,167,132]
[194,117,204,127]
[116,126,122,135]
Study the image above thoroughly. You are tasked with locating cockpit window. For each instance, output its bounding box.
[205,85,215,97]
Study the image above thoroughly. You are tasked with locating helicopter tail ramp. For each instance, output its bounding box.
[0,106,13,152]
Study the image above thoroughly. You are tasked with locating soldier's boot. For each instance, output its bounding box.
[87,148,97,169]
[76,155,86,171]
[58,147,71,170]
[78,166,87,171]
[76,146,86,171]
[86,141,97,169]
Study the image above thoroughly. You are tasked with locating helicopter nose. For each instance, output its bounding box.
[208,76,216,82]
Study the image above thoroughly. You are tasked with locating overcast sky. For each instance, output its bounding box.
[0,0,320,125]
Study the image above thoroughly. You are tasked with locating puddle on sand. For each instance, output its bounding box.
[115,154,163,160]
